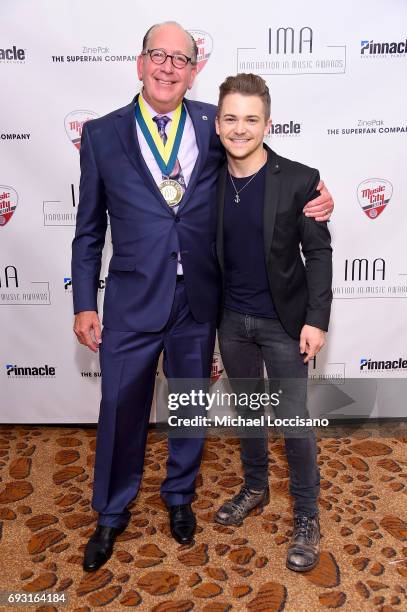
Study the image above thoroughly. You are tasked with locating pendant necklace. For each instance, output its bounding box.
[228,167,261,203]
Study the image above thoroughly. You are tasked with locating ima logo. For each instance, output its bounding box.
[211,351,224,383]
[344,257,385,281]
[0,186,18,227]
[357,178,393,219]
[64,110,99,150]
[188,30,213,73]
[0,265,18,288]
[272,26,313,54]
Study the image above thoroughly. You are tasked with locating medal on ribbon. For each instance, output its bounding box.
[135,97,186,206]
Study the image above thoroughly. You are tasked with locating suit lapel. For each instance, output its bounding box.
[177,98,210,212]
[114,95,211,215]
[114,95,173,215]
[216,163,227,275]
[263,145,281,260]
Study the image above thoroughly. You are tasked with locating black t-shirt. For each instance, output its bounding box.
[224,163,278,318]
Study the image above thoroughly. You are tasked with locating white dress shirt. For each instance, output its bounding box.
[136,92,199,274]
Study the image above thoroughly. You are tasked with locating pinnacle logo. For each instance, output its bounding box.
[0,186,18,227]
[357,179,393,220]
[64,277,72,291]
[64,276,106,292]
[64,110,99,150]
[6,363,56,378]
[267,121,301,138]
[0,46,26,63]
[188,30,213,73]
[360,357,407,372]
[361,39,407,57]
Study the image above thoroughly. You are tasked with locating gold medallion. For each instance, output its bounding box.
[159,179,183,207]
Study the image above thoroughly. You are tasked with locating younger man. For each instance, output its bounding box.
[214,74,332,572]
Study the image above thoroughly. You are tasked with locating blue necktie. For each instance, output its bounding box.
[152,115,186,192]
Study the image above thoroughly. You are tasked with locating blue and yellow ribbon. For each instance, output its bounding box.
[135,96,186,176]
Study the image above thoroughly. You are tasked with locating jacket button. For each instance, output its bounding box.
[174,216,180,223]
[170,252,177,259]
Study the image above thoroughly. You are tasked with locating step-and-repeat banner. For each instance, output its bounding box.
[1,0,406,422]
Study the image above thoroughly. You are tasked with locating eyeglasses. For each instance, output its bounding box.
[142,48,194,69]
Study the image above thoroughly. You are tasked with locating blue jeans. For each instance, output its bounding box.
[218,308,320,517]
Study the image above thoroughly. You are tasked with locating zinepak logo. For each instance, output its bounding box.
[361,38,407,58]
[0,186,18,227]
[357,179,393,220]
[65,111,99,150]
[51,47,136,63]
[327,118,407,136]
[6,363,56,379]
[188,30,213,73]
[237,26,346,75]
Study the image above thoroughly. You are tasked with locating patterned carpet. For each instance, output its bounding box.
[0,425,406,611]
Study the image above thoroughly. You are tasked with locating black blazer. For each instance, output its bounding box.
[216,144,333,339]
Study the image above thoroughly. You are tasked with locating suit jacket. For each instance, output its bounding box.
[71,95,224,332]
[216,144,333,339]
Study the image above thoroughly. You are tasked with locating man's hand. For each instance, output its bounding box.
[74,311,102,353]
[303,180,334,222]
[299,324,326,364]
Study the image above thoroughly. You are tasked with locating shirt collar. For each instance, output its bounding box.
[140,90,175,120]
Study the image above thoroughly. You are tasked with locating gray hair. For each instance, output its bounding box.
[141,21,198,64]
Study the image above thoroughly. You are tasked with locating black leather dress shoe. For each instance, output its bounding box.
[83,525,125,572]
[286,514,320,572]
[168,503,196,544]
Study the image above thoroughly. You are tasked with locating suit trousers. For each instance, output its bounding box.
[218,308,320,517]
[93,280,216,528]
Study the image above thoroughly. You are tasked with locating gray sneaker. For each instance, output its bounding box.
[286,514,320,572]
[214,485,270,526]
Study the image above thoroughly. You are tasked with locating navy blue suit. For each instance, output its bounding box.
[72,95,224,527]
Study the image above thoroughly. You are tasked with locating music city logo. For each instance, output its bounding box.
[357,179,393,220]
[188,30,213,73]
[211,351,224,383]
[237,26,346,75]
[64,110,99,150]
[0,186,18,227]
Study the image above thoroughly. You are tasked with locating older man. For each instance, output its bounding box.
[71,21,333,572]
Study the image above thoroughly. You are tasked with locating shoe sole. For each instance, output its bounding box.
[214,495,270,527]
